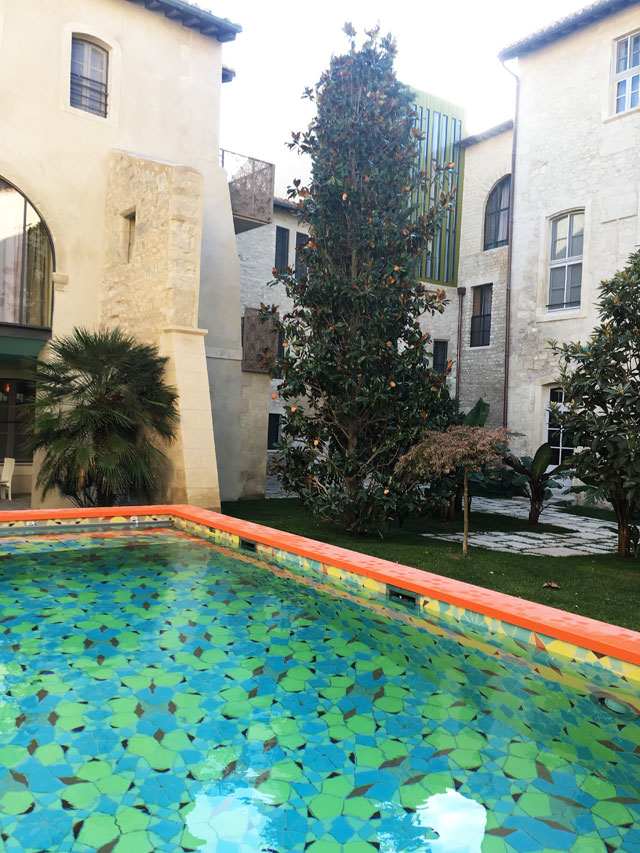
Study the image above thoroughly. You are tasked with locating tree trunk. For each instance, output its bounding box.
[463,468,469,558]
[612,493,630,558]
[528,502,542,524]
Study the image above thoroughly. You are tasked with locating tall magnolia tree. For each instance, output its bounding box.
[550,248,640,557]
[266,25,457,534]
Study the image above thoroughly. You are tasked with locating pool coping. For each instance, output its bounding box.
[1,503,639,670]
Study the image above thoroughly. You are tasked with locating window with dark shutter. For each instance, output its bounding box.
[275,227,289,273]
[470,284,492,347]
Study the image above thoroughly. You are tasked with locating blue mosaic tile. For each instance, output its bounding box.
[0,527,638,851]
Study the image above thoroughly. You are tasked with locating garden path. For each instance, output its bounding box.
[421,497,618,556]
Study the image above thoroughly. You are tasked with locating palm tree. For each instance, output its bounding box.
[27,327,178,507]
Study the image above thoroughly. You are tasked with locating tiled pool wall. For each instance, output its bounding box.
[2,507,639,703]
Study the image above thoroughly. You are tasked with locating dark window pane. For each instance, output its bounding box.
[470,285,492,347]
[549,267,566,307]
[568,263,582,304]
[433,340,448,373]
[274,226,289,273]
[267,413,281,450]
[484,176,510,250]
[549,446,560,466]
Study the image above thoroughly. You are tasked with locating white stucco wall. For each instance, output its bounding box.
[507,5,640,454]
[0,0,235,507]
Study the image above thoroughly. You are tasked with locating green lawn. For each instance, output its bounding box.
[221,498,640,631]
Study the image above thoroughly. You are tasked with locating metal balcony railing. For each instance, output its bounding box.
[70,73,108,117]
[220,150,275,229]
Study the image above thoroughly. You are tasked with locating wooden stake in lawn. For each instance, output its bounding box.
[396,426,509,556]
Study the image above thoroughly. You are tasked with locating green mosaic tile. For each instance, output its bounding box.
[0,526,638,852]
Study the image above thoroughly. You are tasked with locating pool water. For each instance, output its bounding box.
[0,527,639,852]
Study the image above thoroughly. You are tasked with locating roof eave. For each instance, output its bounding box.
[499,0,639,61]
[126,0,242,42]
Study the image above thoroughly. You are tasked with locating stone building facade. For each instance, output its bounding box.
[424,122,513,426]
[427,0,640,450]
[500,0,640,455]
[237,199,308,458]
[0,0,275,507]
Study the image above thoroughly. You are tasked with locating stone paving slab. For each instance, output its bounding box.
[265,477,617,557]
[421,496,618,556]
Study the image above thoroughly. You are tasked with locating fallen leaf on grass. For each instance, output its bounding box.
[542,582,560,589]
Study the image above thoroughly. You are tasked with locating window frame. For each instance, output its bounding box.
[547,211,584,312]
[483,176,511,251]
[470,284,492,348]
[70,37,109,118]
[612,31,640,115]
[546,387,573,466]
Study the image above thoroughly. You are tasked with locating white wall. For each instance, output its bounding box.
[508,6,640,453]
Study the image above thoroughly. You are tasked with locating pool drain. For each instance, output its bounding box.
[591,691,639,720]
[387,585,418,608]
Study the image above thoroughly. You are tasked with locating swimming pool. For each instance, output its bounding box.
[0,510,639,851]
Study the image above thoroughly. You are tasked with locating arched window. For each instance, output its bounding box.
[484,176,510,250]
[71,37,109,117]
[0,179,53,328]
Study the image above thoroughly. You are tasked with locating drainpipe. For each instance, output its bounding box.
[455,287,466,410]
[500,58,520,429]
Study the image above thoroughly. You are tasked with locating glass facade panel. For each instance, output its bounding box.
[0,179,53,328]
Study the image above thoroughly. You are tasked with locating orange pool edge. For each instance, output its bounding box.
[2,502,639,669]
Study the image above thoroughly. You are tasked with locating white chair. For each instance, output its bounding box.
[0,458,15,501]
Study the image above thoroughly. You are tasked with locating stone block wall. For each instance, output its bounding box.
[423,127,513,426]
[101,150,220,509]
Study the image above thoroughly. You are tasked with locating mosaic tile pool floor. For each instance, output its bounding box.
[0,527,639,852]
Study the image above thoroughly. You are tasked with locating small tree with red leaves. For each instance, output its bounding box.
[396,426,509,556]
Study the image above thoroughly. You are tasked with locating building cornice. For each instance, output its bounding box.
[499,0,639,60]
[125,0,241,42]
